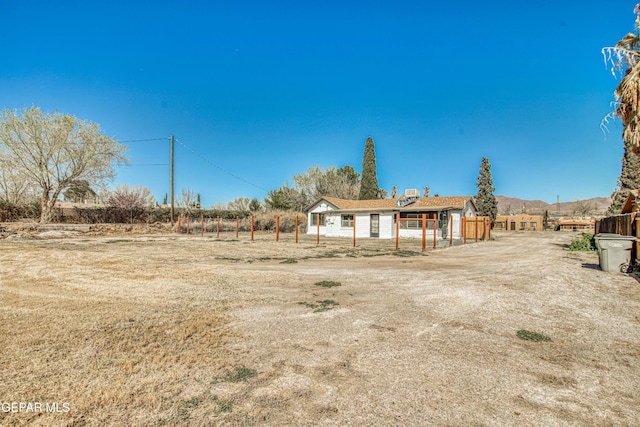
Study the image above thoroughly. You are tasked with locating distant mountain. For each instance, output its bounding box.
[495,196,611,217]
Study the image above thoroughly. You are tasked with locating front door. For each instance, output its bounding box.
[370,214,380,237]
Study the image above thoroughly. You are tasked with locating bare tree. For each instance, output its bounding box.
[0,152,37,204]
[177,187,198,208]
[573,199,597,218]
[292,165,360,206]
[228,197,251,211]
[0,107,127,222]
[107,184,155,223]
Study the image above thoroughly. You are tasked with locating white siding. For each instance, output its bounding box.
[451,212,461,239]
[379,213,394,239]
[306,198,475,240]
[355,214,371,238]
[306,202,335,235]
[326,212,348,237]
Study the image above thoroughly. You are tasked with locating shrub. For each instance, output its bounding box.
[568,233,596,252]
[516,329,552,342]
[315,280,341,288]
[0,200,41,221]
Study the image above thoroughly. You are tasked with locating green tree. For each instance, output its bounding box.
[358,136,380,200]
[249,198,262,212]
[543,209,549,230]
[0,107,127,222]
[475,157,497,223]
[264,183,306,211]
[608,137,640,214]
[63,180,97,203]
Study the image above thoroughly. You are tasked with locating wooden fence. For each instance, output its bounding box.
[595,213,636,236]
[463,217,491,242]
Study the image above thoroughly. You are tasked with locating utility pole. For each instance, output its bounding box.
[170,135,175,225]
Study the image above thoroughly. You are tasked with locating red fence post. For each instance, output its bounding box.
[475,217,478,242]
[488,217,491,240]
[420,214,426,252]
[482,217,486,241]
[276,216,279,242]
[433,217,437,249]
[449,215,453,247]
[177,216,181,234]
[396,212,400,251]
[295,215,299,243]
[316,213,320,245]
[236,216,239,239]
[251,215,254,241]
[201,215,204,237]
[353,214,357,248]
[216,216,220,238]
[463,217,467,244]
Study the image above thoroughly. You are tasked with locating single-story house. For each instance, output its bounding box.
[494,214,543,231]
[306,192,477,240]
[557,219,595,232]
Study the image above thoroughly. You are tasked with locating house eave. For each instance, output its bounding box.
[326,205,460,214]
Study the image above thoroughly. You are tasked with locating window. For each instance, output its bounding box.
[398,213,436,229]
[399,213,421,229]
[495,221,505,229]
[530,222,537,229]
[520,222,527,230]
[310,213,326,226]
[341,214,354,228]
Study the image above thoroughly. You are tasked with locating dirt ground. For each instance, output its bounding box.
[0,225,639,426]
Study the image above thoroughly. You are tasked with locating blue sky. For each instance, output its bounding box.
[1,1,636,206]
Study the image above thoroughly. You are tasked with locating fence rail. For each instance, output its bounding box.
[176,213,491,253]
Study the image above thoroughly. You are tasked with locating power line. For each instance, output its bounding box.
[120,138,170,143]
[123,163,170,167]
[174,138,269,192]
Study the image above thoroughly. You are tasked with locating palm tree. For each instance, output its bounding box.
[603,5,640,150]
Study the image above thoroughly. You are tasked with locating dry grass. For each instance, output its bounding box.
[0,242,238,426]
[1,227,639,426]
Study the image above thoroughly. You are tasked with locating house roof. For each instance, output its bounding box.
[621,190,640,214]
[496,214,543,220]
[310,196,473,212]
[558,219,594,226]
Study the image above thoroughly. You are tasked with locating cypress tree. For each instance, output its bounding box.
[608,137,640,214]
[358,136,380,200]
[475,157,498,223]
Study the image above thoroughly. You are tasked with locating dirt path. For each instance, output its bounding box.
[225,232,640,426]
[0,230,638,426]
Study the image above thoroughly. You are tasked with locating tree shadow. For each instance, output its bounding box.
[553,243,570,249]
[581,263,600,270]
